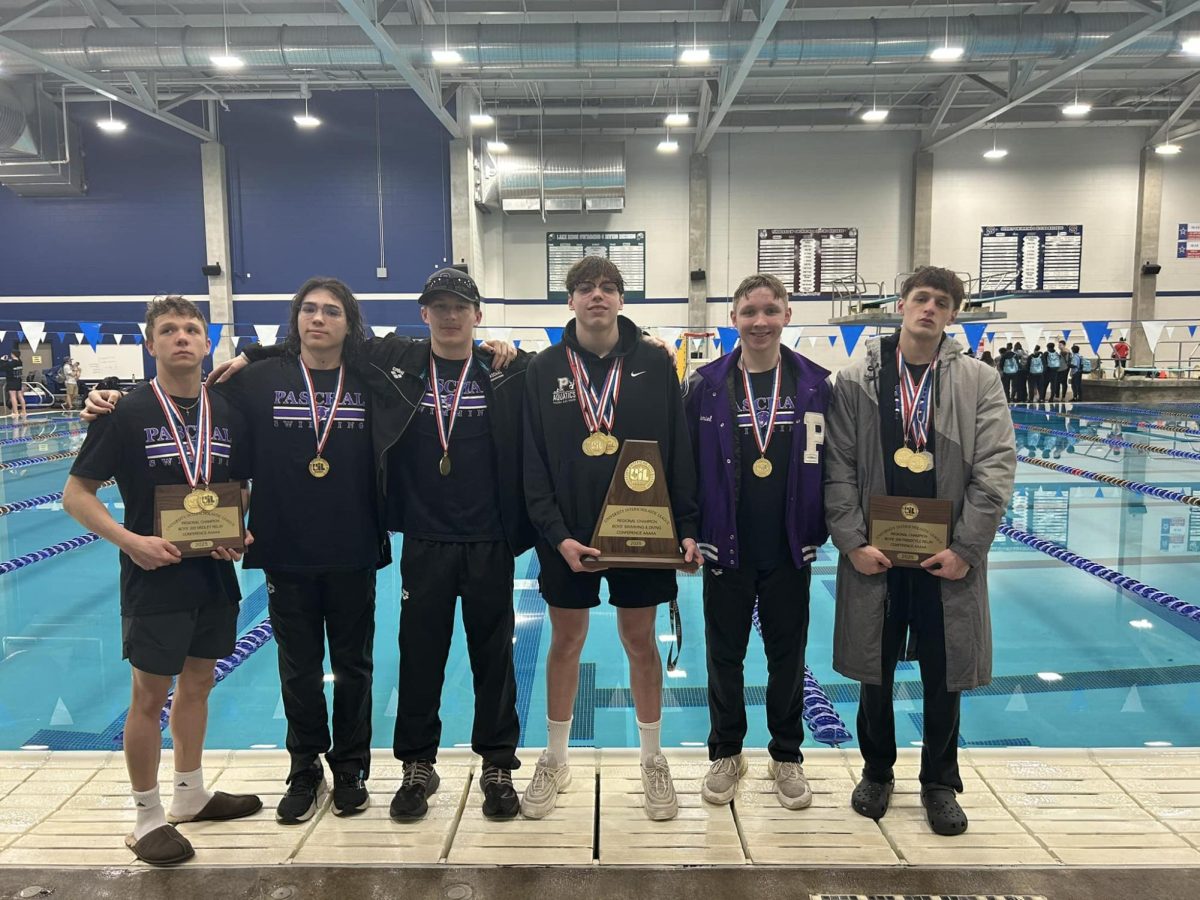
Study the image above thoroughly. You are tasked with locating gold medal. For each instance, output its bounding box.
[583,433,606,456]
[439,453,451,476]
[308,456,331,478]
[195,488,220,512]
[183,490,203,515]
[921,451,935,471]
[894,446,914,467]
[906,452,929,474]
[603,433,619,455]
[752,456,773,478]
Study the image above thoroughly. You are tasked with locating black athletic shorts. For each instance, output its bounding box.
[4,381,20,394]
[122,603,239,676]
[534,541,677,610]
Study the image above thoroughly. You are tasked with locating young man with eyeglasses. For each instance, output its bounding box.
[522,256,702,822]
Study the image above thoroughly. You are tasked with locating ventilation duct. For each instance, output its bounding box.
[0,85,85,197]
[497,140,625,215]
[0,15,1196,74]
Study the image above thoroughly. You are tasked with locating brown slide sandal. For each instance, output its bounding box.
[167,791,263,824]
[125,824,195,866]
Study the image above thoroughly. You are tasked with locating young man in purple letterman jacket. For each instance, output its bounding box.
[684,273,831,810]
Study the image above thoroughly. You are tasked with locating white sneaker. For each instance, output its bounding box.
[640,754,678,821]
[520,751,571,819]
[701,754,748,805]
[768,759,813,810]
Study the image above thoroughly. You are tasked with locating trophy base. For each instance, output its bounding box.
[580,554,699,573]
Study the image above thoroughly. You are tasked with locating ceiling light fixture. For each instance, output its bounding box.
[1182,37,1200,56]
[470,111,495,127]
[210,0,244,70]
[930,1,964,61]
[680,0,709,64]
[433,0,460,65]
[486,139,509,153]
[293,88,320,128]
[1155,142,1183,155]
[657,136,679,153]
[983,128,1007,159]
[1063,82,1091,117]
[97,100,127,134]
[861,85,888,123]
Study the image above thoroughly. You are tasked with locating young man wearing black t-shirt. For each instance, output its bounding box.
[64,297,261,866]
[685,274,831,811]
[522,256,702,822]
[86,279,388,824]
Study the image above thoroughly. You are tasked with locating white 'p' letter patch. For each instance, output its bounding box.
[803,411,825,464]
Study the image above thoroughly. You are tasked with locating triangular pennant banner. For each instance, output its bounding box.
[513,340,521,349]
[75,332,84,344]
[19,321,45,353]
[1082,321,1109,356]
[133,334,143,345]
[137,323,147,340]
[0,331,5,345]
[1190,325,1197,338]
[207,323,223,353]
[807,336,819,348]
[783,326,804,348]
[986,331,996,343]
[1142,320,1167,352]
[55,331,66,343]
[1062,329,1072,343]
[1095,488,1104,498]
[658,326,682,348]
[253,324,280,346]
[371,325,395,339]
[79,322,102,351]
[1020,323,1042,349]
[1165,326,1176,340]
[717,327,739,353]
[544,326,563,346]
[838,324,866,356]
[962,322,987,351]
[114,334,126,344]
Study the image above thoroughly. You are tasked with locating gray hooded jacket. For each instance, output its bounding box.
[823,335,1016,691]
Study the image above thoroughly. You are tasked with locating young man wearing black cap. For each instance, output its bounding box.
[522,256,702,822]
[65,296,262,866]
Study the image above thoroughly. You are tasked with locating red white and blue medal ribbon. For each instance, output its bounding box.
[149,378,212,488]
[299,360,345,462]
[741,359,781,460]
[566,348,622,435]
[896,347,933,451]
[430,351,473,474]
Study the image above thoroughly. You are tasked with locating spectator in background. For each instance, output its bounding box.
[1054,341,1071,402]
[1112,336,1130,378]
[63,358,82,410]
[1012,343,1028,402]
[1027,345,1046,402]
[2,348,26,418]
[979,350,994,367]
[997,343,1017,402]
[1069,344,1083,402]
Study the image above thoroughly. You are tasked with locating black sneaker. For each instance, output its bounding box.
[390,760,439,821]
[276,765,325,825]
[332,771,370,817]
[480,764,519,820]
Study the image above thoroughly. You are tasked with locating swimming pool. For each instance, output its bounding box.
[1,403,1198,757]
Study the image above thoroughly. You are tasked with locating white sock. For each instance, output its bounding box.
[167,767,214,818]
[637,718,662,767]
[132,785,167,841]
[545,717,572,768]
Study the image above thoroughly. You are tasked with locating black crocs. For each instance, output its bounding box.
[921,784,969,836]
[851,776,894,821]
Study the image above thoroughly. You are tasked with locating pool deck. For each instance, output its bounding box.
[0,747,1196,898]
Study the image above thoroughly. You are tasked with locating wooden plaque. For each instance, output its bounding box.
[154,482,245,558]
[869,495,953,568]
[581,439,698,572]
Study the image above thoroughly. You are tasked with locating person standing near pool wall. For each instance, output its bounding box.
[685,273,831,811]
[823,266,1015,837]
[64,296,262,866]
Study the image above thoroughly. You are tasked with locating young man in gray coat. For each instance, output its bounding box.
[823,267,1015,837]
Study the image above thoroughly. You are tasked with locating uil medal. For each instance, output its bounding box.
[752,456,773,478]
[299,360,345,479]
[603,433,620,455]
[741,359,782,482]
[308,456,331,478]
[431,351,473,477]
[893,446,914,468]
[439,453,452,477]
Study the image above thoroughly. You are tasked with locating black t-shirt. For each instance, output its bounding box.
[3,357,23,384]
[69,383,247,616]
[391,353,504,542]
[218,358,378,572]
[734,364,797,572]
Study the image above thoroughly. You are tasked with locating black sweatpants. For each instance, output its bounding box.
[394,538,519,770]
[266,567,377,781]
[704,561,811,763]
[1000,373,1014,402]
[857,568,962,791]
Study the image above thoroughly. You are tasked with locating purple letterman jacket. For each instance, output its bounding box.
[684,345,832,571]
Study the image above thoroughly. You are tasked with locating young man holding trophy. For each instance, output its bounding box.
[823,267,1015,837]
[685,274,831,810]
[522,256,702,821]
[64,296,261,866]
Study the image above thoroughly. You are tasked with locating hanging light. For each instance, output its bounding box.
[930,1,964,61]
[657,126,679,152]
[665,111,690,127]
[487,139,509,153]
[470,111,495,127]
[433,0,460,64]
[1062,82,1091,117]
[97,100,126,134]
[293,94,320,129]
[210,0,244,69]
[861,85,888,122]
[1155,142,1183,155]
[679,0,708,63]
[1182,37,1200,56]
[983,128,1007,160]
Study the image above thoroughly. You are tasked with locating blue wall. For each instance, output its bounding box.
[1,90,453,305]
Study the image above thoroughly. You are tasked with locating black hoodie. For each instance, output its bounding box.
[523,315,698,550]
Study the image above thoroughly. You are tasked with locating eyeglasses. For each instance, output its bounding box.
[299,303,345,319]
[571,281,622,296]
